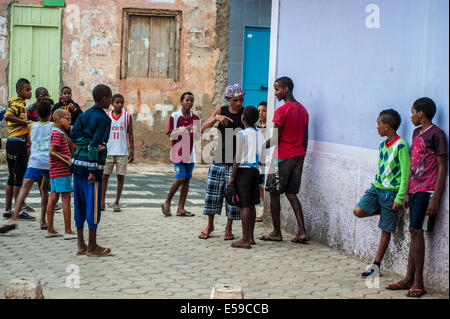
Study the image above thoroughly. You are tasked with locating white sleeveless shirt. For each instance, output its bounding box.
[28,121,53,170]
[106,110,130,156]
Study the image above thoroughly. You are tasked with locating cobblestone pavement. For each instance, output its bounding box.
[0,166,446,299]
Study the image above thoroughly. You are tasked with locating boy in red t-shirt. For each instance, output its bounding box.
[386,97,447,297]
[162,92,200,217]
[46,109,77,240]
[260,76,310,244]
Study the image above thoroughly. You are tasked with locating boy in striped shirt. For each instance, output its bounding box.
[46,109,77,240]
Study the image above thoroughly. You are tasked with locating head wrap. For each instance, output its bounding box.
[224,84,245,98]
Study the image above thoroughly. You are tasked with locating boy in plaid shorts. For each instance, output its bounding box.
[198,84,245,240]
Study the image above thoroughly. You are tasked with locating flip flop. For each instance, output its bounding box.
[386,282,409,290]
[113,206,121,212]
[161,204,172,217]
[231,242,251,249]
[259,234,282,242]
[255,217,263,223]
[0,224,17,234]
[87,248,112,257]
[199,231,211,239]
[291,236,310,244]
[224,233,235,241]
[177,211,195,217]
[407,288,427,298]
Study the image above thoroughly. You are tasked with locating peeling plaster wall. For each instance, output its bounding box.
[0,0,227,161]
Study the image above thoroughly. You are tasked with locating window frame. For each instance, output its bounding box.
[121,8,182,81]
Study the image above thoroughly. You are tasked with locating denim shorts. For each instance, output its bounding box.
[50,176,72,193]
[174,163,195,180]
[357,184,399,233]
[409,192,434,230]
[24,167,50,181]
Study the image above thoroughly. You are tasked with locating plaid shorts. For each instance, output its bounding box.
[203,162,241,220]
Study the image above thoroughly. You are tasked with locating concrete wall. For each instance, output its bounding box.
[227,0,271,85]
[0,0,229,162]
[267,0,449,293]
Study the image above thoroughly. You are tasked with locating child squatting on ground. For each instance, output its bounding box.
[46,108,77,239]
[0,99,53,233]
[101,94,134,212]
[163,92,200,217]
[354,109,410,278]
[71,84,113,257]
[227,106,266,249]
[386,97,447,298]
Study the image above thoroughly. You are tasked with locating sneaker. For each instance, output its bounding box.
[21,204,35,213]
[361,264,381,278]
[45,231,62,238]
[3,210,13,219]
[18,211,36,221]
[64,233,78,240]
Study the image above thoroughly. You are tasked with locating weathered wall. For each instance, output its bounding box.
[0,0,229,162]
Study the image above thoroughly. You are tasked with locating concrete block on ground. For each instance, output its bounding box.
[210,284,243,299]
[4,277,44,299]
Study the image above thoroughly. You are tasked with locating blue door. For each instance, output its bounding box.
[242,27,270,107]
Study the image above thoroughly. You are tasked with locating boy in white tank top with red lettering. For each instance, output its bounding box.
[101,94,134,212]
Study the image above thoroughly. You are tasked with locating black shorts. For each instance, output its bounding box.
[409,192,435,231]
[234,167,260,208]
[6,140,28,187]
[265,155,305,195]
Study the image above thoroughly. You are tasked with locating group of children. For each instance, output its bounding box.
[0,76,447,295]
[0,79,134,257]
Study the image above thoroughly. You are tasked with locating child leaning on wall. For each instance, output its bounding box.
[353,109,410,278]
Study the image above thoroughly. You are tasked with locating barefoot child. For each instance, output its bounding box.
[354,109,410,278]
[386,98,447,297]
[101,94,134,212]
[162,92,199,217]
[227,106,266,248]
[0,100,53,234]
[46,109,77,239]
[71,84,112,256]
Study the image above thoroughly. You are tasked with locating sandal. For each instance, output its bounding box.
[255,216,263,222]
[259,234,282,242]
[161,204,172,217]
[199,231,211,239]
[224,233,235,241]
[87,248,112,257]
[386,282,409,290]
[407,288,427,298]
[113,206,121,213]
[177,211,195,217]
[291,236,310,244]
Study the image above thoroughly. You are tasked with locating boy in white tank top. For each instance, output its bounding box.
[101,94,134,212]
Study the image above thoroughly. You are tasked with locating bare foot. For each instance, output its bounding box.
[77,242,87,255]
[231,239,251,249]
